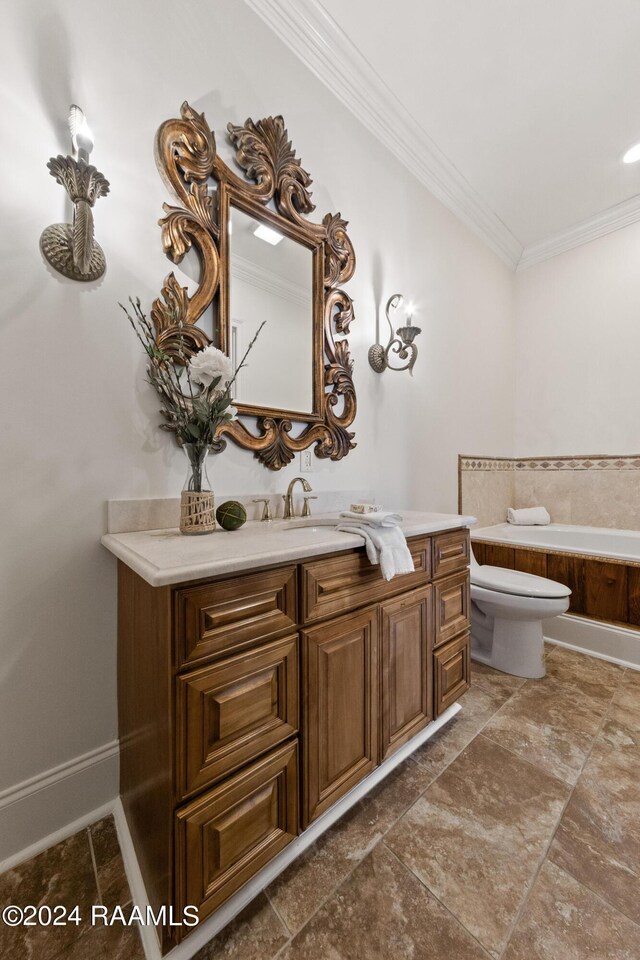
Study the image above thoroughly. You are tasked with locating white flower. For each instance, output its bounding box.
[188,346,232,390]
[228,405,238,420]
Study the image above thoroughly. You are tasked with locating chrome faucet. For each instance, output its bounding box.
[282,476,312,519]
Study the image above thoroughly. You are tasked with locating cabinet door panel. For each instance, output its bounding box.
[380,587,433,762]
[302,607,378,826]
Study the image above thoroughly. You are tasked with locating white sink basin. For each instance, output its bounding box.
[282,515,339,531]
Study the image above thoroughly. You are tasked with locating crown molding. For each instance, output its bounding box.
[244,0,523,269]
[231,254,312,306]
[517,193,640,270]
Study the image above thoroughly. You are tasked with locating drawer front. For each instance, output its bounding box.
[432,529,470,580]
[434,633,470,715]
[175,741,298,932]
[434,571,470,647]
[175,566,297,669]
[176,635,299,799]
[301,536,431,624]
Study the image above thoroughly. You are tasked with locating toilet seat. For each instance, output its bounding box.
[471,564,571,600]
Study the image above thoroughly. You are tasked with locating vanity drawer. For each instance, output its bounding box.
[174,740,298,932]
[301,536,431,624]
[434,632,470,715]
[176,635,299,799]
[434,571,470,647]
[432,529,470,580]
[174,566,298,669]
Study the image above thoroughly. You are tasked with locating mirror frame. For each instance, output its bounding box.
[151,102,357,470]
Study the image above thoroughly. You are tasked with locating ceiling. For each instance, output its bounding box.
[247,0,640,269]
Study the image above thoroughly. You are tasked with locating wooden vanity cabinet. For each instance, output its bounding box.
[117,528,470,951]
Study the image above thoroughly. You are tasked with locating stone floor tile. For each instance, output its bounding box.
[192,893,288,960]
[411,682,513,781]
[481,675,608,783]
[503,859,640,960]
[545,646,624,703]
[0,830,98,960]
[54,922,145,959]
[279,844,490,960]
[470,659,527,697]
[266,758,431,934]
[386,735,569,956]
[548,712,640,923]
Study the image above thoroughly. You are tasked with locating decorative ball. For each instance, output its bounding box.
[216,500,247,531]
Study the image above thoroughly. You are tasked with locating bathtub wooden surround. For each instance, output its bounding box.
[106,514,473,951]
[472,539,640,629]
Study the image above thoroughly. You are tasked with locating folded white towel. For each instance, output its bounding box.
[339,510,403,528]
[507,507,551,526]
[336,520,415,581]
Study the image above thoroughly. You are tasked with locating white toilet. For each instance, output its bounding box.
[470,547,571,679]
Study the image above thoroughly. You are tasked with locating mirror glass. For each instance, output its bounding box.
[228,205,314,414]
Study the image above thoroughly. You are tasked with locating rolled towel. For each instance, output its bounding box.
[507,507,551,526]
[339,510,403,528]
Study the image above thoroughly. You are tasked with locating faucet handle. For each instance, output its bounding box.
[253,498,272,522]
[302,496,318,518]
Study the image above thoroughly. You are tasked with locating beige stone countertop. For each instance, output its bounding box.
[101,511,477,587]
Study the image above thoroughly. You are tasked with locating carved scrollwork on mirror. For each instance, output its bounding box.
[151,102,356,470]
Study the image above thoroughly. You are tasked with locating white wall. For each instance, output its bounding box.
[514,221,640,454]
[0,0,514,858]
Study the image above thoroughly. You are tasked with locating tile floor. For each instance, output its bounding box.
[2,646,640,959]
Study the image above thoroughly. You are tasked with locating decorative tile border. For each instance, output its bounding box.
[460,454,640,472]
[515,456,640,471]
[459,457,514,471]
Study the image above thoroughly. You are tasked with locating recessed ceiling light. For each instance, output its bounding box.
[623,143,640,164]
[253,223,284,245]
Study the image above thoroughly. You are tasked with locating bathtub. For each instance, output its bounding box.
[471,522,640,668]
[472,522,640,564]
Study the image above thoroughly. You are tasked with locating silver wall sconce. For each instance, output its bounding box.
[368,294,422,375]
[40,105,110,281]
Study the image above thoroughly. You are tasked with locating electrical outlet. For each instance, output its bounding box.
[300,449,313,472]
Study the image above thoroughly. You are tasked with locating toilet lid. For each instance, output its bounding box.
[471,564,571,599]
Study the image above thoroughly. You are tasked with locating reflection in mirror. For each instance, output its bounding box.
[229,206,313,413]
[229,205,314,414]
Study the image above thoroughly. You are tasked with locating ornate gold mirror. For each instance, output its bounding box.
[151,103,357,470]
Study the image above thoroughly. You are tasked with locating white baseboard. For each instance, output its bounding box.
[0,740,119,869]
[544,613,640,671]
[115,703,461,960]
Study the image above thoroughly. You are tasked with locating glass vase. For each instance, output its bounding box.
[180,443,215,535]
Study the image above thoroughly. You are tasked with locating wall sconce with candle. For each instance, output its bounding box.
[368,294,422,375]
[40,105,110,281]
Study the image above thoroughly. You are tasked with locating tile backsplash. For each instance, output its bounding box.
[459,455,640,530]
